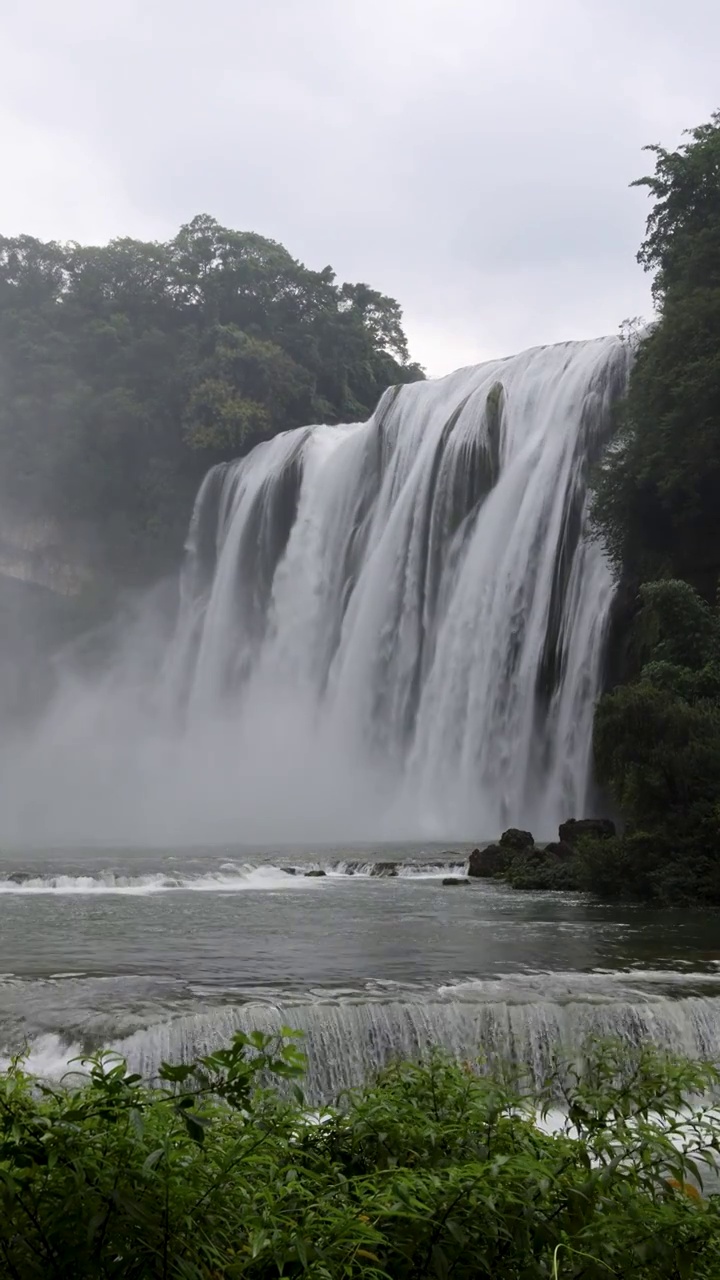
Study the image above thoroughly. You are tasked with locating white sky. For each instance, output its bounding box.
[2,0,717,375]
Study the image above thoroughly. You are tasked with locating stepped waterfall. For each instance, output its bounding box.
[22,982,720,1103]
[159,335,630,841]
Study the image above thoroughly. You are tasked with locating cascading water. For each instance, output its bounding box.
[16,982,720,1103]
[118,993,720,1102]
[158,335,630,841]
[0,335,630,844]
[5,333,720,1101]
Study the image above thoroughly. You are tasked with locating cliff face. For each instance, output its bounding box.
[0,509,94,598]
[0,511,102,725]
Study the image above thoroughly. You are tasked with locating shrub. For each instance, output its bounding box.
[0,1032,718,1277]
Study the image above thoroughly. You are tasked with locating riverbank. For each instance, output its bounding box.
[466,822,720,907]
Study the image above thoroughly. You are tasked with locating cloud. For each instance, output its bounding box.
[1,0,718,373]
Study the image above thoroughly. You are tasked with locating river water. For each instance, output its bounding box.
[1,844,719,1100]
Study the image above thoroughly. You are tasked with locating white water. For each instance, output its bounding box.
[13,986,720,1102]
[0,857,467,893]
[0,337,629,844]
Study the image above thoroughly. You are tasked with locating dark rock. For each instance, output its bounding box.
[558,818,616,846]
[6,872,28,884]
[304,869,326,877]
[499,828,535,851]
[370,862,399,877]
[442,877,469,886]
[468,844,508,878]
[281,866,297,876]
[543,841,576,861]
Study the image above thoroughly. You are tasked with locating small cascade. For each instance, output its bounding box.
[112,991,720,1102]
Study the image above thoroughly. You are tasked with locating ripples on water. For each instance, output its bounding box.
[0,844,718,1100]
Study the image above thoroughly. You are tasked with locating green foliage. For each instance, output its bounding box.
[633,113,720,300]
[0,1034,718,1278]
[590,580,720,903]
[0,218,423,582]
[591,113,720,595]
[588,114,720,902]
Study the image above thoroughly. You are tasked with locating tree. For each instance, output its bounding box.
[0,219,424,581]
[592,114,720,597]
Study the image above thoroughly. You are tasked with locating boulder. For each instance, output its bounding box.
[499,828,535,852]
[370,862,399,877]
[281,866,297,876]
[543,840,576,861]
[558,818,616,846]
[304,869,327,877]
[468,844,508,878]
[442,877,469,886]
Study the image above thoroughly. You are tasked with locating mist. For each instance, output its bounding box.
[0,337,627,848]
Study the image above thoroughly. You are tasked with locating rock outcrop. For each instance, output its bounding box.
[499,828,535,852]
[468,845,508,878]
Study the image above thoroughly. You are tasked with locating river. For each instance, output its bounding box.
[1,843,718,1100]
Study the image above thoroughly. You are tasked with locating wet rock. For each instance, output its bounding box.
[370,862,399,877]
[467,844,508,878]
[304,869,326,877]
[499,828,535,851]
[281,866,297,876]
[558,818,616,846]
[543,840,575,861]
[442,877,469,886]
[6,872,28,884]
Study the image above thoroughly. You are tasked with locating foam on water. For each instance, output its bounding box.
[0,856,469,892]
[8,978,720,1102]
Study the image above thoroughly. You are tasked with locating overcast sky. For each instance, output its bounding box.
[2,0,718,375]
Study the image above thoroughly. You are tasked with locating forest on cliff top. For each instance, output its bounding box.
[0,216,423,581]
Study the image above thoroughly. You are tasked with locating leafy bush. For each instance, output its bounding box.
[0,1031,719,1277]
[585,580,720,903]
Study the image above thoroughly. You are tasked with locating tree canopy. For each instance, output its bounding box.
[592,113,720,597]
[590,112,720,903]
[0,216,423,581]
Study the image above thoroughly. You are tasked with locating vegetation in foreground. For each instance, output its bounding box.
[0,1030,719,1278]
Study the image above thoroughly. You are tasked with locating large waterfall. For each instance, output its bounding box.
[0,336,629,844]
[162,335,629,841]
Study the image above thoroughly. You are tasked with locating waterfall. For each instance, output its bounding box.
[0,335,630,844]
[101,991,720,1102]
[161,336,629,841]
